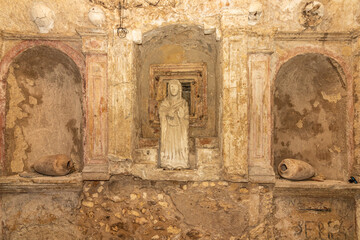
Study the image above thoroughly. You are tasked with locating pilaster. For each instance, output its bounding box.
[248,33,275,183]
[77,29,109,180]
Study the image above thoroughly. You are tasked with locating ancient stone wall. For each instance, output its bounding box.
[1,0,360,239]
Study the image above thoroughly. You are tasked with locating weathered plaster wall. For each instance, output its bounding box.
[4,46,83,174]
[274,53,347,180]
[1,0,360,34]
[1,0,360,239]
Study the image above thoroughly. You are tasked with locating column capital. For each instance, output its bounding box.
[76,28,108,54]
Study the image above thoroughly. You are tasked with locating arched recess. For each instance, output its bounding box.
[0,41,85,176]
[134,24,221,170]
[273,53,349,181]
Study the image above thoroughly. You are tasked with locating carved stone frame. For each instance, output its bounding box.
[148,63,208,129]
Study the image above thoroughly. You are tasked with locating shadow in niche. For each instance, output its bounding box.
[4,46,84,176]
[273,53,348,181]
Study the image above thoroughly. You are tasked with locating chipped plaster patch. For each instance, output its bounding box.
[10,126,27,172]
[29,96,38,105]
[313,101,320,107]
[296,119,303,128]
[321,91,342,103]
[6,67,28,129]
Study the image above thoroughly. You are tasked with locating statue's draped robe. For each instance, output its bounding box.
[159,96,189,169]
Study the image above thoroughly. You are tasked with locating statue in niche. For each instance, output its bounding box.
[159,80,189,169]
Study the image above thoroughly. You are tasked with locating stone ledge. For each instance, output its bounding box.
[274,179,360,197]
[1,30,81,41]
[274,31,354,42]
[0,173,83,193]
[109,160,222,182]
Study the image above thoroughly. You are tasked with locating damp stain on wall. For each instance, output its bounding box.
[273,53,347,180]
[4,46,83,174]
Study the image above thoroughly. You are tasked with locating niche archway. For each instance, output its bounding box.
[273,53,348,181]
[3,45,84,175]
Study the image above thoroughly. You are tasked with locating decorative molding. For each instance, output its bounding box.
[0,31,80,42]
[0,174,83,193]
[275,179,360,197]
[85,55,108,164]
[248,53,274,182]
[247,33,274,55]
[77,28,108,54]
[148,63,208,129]
[78,30,109,177]
[82,164,110,180]
[76,28,108,37]
[274,31,353,42]
[250,60,267,159]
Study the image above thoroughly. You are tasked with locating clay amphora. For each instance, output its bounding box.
[33,154,73,176]
[278,158,315,180]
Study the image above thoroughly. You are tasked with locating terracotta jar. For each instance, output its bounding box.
[278,158,315,180]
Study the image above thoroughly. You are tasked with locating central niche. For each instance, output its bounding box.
[5,46,83,175]
[273,53,348,181]
[135,24,220,170]
[136,25,219,141]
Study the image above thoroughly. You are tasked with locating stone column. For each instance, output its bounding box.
[248,34,275,183]
[108,38,135,160]
[221,33,248,181]
[78,29,109,180]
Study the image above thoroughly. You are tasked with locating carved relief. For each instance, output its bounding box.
[248,2,263,26]
[30,2,55,33]
[275,197,356,239]
[299,1,324,28]
[149,63,207,129]
[88,6,106,27]
[159,80,189,169]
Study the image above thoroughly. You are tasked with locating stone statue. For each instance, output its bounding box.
[30,2,55,33]
[159,80,189,169]
[88,6,106,28]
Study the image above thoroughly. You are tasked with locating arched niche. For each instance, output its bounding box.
[134,24,220,170]
[3,45,84,175]
[273,53,348,181]
[135,24,220,137]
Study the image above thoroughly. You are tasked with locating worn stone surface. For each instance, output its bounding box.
[1,191,81,239]
[274,196,356,239]
[76,176,270,239]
